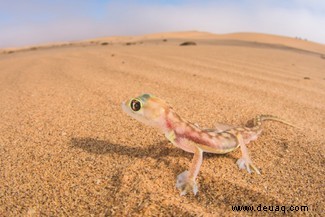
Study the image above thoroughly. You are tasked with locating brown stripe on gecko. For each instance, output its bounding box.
[220,132,234,139]
[254,115,262,126]
[220,131,238,142]
[203,132,239,153]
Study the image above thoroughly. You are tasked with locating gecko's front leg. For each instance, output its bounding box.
[176,147,203,196]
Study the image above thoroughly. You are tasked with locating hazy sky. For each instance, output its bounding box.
[1,0,325,48]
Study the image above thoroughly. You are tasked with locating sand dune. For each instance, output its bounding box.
[0,31,324,216]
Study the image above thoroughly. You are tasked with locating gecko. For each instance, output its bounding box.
[122,93,296,196]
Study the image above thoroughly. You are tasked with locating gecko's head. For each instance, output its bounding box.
[122,93,169,128]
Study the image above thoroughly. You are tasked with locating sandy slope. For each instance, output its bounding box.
[0,32,324,216]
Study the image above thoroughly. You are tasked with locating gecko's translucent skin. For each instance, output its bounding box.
[122,94,296,196]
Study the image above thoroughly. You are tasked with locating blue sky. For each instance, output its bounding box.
[1,0,325,48]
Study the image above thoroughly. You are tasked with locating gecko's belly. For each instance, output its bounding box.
[198,139,239,154]
[199,143,239,154]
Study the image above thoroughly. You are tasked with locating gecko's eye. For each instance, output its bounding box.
[130,99,141,111]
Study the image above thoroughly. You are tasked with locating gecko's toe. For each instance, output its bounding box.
[176,171,189,189]
[192,182,198,195]
[176,171,198,196]
[236,158,252,173]
[236,158,247,170]
[250,163,261,175]
[236,157,260,174]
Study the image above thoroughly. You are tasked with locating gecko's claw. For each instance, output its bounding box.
[236,157,261,175]
[176,171,198,196]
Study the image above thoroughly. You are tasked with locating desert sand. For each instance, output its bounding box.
[0,31,324,216]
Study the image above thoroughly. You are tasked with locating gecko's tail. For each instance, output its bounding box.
[251,114,299,130]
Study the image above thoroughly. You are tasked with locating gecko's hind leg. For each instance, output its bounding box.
[235,133,261,174]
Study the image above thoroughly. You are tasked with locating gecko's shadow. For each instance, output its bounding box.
[70,137,236,161]
[70,137,184,159]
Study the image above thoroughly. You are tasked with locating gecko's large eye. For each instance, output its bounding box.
[130,99,141,111]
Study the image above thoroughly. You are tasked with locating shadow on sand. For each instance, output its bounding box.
[70,137,236,161]
[70,137,187,159]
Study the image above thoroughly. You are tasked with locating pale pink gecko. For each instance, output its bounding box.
[122,94,296,196]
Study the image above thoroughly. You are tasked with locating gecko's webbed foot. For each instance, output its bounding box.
[236,157,261,174]
[176,171,198,196]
